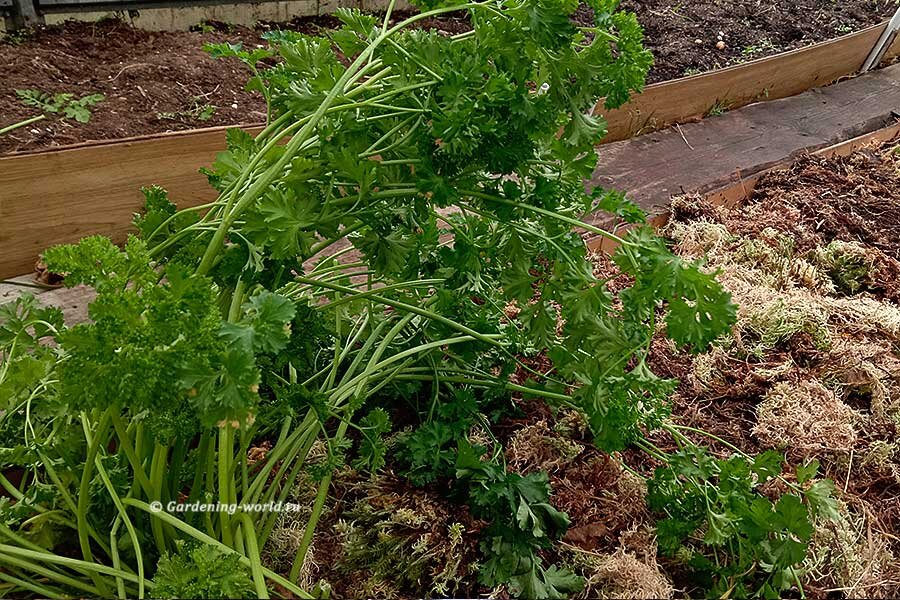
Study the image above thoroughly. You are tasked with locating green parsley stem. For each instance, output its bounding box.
[123,499,313,598]
[0,114,46,136]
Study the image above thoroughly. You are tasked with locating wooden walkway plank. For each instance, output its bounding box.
[590,62,900,219]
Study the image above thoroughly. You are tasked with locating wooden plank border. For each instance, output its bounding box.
[598,20,898,143]
[3,17,895,159]
[0,125,262,278]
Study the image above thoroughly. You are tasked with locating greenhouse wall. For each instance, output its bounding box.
[1,0,408,32]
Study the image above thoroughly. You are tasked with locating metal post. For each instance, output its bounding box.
[861,6,900,73]
[1,0,15,30]
[8,0,42,28]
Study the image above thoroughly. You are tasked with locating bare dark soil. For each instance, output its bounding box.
[0,19,268,153]
[1,0,894,153]
[0,12,472,154]
[0,20,265,152]
[618,0,896,82]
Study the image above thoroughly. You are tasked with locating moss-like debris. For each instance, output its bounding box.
[565,546,673,600]
[647,145,900,597]
[333,479,481,599]
[804,497,898,599]
[753,380,860,455]
[814,240,876,295]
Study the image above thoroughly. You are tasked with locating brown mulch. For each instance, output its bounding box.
[748,148,900,262]
[643,140,900,597]
[738,147,900,302]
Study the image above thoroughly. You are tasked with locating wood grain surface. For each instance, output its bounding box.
[0,124,262,278]
[590,62,900,219]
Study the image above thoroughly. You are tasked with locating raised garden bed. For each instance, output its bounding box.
[619,0,898,82]
[6,52,900,281]
[1,1,898,153]
[1,7,746,598]
[2,5,900,598]
[7,122,900,600]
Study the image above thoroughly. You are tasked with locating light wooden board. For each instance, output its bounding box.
[24,123,900,321]
[598,20,896,143]
[0,124,262,279]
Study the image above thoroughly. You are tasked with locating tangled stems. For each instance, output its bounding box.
[458,190,635,249]
[82,413,146,600]
[75,411,112,597]
[123,500,313,599]
[192,0,498,277]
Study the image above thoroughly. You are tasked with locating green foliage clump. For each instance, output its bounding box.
[814,240,874,295]
[395,387,581,596]
[42,235,295,436]
[397,387,483,485]
[0,0,834,598]
[15,88,104,122]
[648,450,839,598]
[457,440,584,599]
[0,293,63,405]
[152,541,256,599]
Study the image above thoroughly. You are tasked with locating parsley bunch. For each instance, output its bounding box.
[0,0,835,597]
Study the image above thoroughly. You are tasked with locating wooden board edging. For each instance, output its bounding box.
[2,115,898,279]
[598,20,899,143]
[0,125,263,279]
[3,18,896,160]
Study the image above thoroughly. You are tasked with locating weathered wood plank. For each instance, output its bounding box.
[587,123,900,255]
[590,62,900,223]
[598,21,894,143]
[0,125,262,279]
[9,0,42,26]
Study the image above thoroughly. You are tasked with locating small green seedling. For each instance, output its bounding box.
[16,89,105,122]
[158,98,217,122]
[1,89,105,136]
